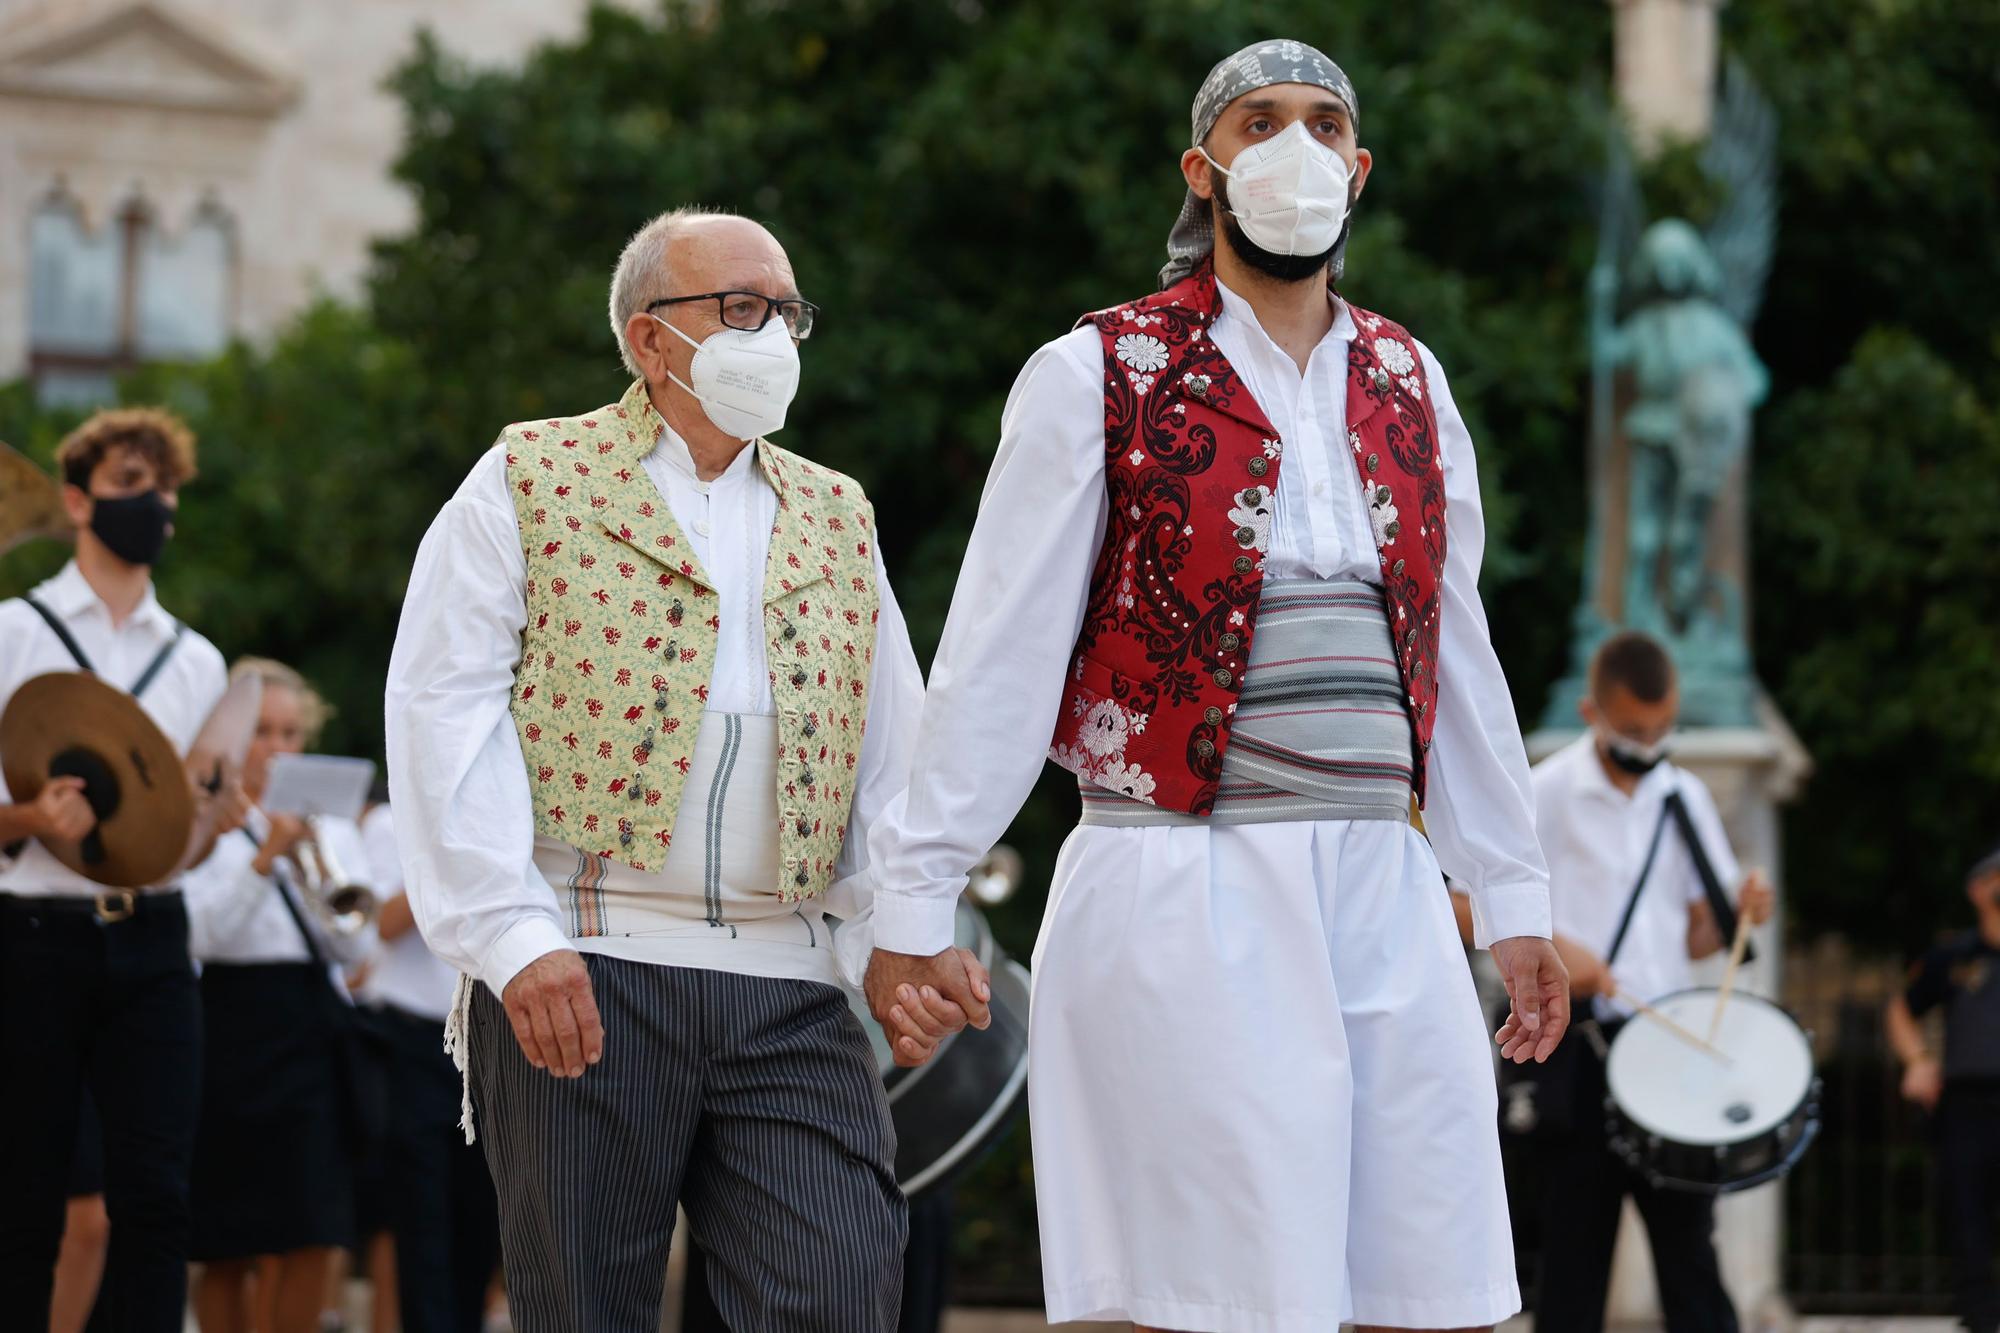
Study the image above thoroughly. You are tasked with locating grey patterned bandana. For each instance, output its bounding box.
[1162,38,1359,290]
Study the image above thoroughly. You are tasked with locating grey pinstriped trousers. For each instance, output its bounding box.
[468,954,906,1332]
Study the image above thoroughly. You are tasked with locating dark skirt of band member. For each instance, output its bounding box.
[189,961,356,1259]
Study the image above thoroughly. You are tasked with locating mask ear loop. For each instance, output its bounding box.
[651,313,708,403]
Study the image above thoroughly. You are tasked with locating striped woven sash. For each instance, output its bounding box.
[1078,578,1416,827]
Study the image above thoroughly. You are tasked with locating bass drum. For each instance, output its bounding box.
[1604,987,1820,1194]
[847,899,1031,1200]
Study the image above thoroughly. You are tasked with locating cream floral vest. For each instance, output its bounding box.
[502,380,880,902]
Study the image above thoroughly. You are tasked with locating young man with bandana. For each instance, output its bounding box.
[1513,630,1772,1333]
[1889,846,2000,1333]
[0,409,229,1331]
[861,40,1565,1333]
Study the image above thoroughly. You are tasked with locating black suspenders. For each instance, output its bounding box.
[21,594,185,698]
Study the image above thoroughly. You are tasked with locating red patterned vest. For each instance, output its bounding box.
[1048,260,1447,814]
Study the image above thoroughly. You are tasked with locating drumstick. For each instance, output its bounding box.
[1610,987,1734,1066]
[1706,885,1758,1042]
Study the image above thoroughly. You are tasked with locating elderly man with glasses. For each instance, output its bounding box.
[386,207,972,1333]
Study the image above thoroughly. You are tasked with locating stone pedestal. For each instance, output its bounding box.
[1528,699,1810,1332]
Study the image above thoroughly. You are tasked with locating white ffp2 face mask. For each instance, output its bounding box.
[653,314,801,441]
[1202,120,1353,258]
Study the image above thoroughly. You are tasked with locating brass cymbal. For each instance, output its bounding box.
[0,439,71,556]
[1,672,195,888]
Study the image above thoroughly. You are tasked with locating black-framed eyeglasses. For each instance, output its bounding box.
[646,290,818,340]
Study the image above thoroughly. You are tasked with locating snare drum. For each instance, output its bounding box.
[1603,987,1820,1194]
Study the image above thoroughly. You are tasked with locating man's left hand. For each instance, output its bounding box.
[1489,935,1571,1065]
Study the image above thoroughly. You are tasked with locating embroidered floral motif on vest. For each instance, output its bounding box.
[503,380,879,905]
[1048,260,1446,814]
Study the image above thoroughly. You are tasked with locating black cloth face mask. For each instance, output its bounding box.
[89,490,174,566]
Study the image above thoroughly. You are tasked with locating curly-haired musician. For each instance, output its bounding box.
[0,410,228,1331]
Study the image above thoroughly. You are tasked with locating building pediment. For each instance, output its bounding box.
[0,0,298,116]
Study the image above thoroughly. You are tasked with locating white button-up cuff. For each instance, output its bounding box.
[481,915,574,998]
[832,908,876,990]
[870,888,961,958]
[1470,883,1553,951]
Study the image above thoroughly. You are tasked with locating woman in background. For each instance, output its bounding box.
[182,658,377,1333]
[352,793,501,1333]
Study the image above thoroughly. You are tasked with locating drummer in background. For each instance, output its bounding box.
[0,408,230,1331]
[1888,843,2000,1333]
[182,658,378,1333]
[352,792,501,1333]
[1457,631,1773,1333]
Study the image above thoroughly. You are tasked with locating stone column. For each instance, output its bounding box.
[1610,0,1727,149]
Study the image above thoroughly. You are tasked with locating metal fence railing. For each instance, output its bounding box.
[1781,939,1954,1314]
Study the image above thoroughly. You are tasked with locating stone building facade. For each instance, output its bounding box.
[0,0,634,404]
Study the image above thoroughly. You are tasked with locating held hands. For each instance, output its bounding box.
[864,946,993,1068]
[1490,935,1572,1065]
[501,949,604,1079]
[29,776,95,843]
[1900,1056,1944,1112]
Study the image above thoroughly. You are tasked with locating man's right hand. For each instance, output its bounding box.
[501,949,604,1079]
[30,776,95,843]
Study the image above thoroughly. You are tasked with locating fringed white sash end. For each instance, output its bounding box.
[442,971,478,1144]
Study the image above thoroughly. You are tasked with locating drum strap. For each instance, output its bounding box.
[22,595,185,698]
[1665,789,1756,965]
[1605,802,1674,967]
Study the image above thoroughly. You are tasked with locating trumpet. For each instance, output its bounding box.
[285,816,378,938]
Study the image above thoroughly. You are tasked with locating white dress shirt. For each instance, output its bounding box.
[1532,734,1742,1011]
[867,281,1551,952]
[385,421,924,998]
[354,803,461,1022]
[183,806,377,971]
[0,560,226,898]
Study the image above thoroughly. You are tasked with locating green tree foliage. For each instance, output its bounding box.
[1754,332,2000,949]
[1731,0,2000,950]
[1,307,428,760]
